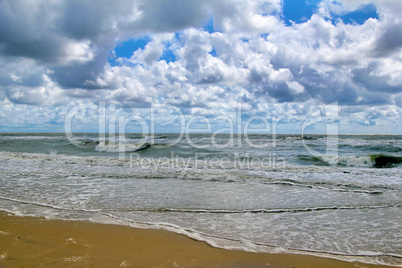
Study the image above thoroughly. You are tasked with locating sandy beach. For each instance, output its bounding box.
[0,211,397,268]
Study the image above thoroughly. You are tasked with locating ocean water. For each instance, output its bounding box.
[0,133,401,266]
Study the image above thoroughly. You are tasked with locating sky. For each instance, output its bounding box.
[0,0,401,134]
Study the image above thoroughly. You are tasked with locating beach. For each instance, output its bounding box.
[1,211,398,268]
[2,0,402,266]
[0,133,401,267]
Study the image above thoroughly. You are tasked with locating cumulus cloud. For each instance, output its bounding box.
[319,0,402,15]
[0,0,401,133]
[374,25,402,57]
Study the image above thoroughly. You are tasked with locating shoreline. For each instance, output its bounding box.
[1,211,399,268]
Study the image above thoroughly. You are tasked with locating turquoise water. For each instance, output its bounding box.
[0,133,401,265]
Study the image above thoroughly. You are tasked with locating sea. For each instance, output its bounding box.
[0,133,401,266]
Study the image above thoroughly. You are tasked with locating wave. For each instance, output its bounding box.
[280,136,320,141]
[1,151,399,192]
[339,144,402,153]
[2,196,401,266]
[261,180,393,193]
[336,141,402,154]
[4,193,398,216]
[100,203,402,214]
[370,154,402,168]
[0,136,60,141]
[2,201,401,267]
[94,141,151,153]
[153,135,167,139]
[298,155,372,167]
[79,140,99,147]
[298,154,402,168]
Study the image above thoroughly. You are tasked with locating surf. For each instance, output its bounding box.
[298,154,402,168]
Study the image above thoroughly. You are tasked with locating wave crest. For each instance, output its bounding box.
[299,154,402,168]
[94,141,151,153]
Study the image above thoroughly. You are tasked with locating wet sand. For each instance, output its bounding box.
[0,211,396,268]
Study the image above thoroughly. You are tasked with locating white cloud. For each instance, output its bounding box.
[6,74,64,105]
[129,35,175,66]
[320,0,402,16]
[286,81,305,94]
[63,40,95,64]
[211,0,283,34]
[0,0,401,133]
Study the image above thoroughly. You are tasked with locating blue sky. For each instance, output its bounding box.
[111,1,379,65]
[0,0,401,134]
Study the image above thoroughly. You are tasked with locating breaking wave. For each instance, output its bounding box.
[94,141,151,153]
[298,154,402,168]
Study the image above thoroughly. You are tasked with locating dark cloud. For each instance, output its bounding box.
[0,0,124,87]
[352,65,402,94]
[0,0,63,63]
[198,71,224,84]
[263,84,298,102]
[0,0,216,90]
[0,37,65,63]
[120,0,212,33]
[248,66,268,84]
[51,62,103,89]
[50,44,113,89]
[58,0,117,40]
[374,24,402,57]
[395,94,402,108]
